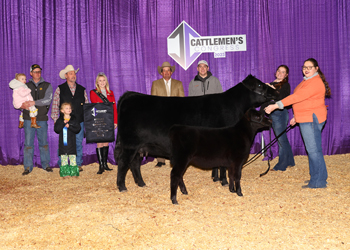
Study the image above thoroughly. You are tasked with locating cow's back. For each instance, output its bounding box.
[117,82,264,158]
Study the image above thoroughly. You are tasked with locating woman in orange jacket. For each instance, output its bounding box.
[265,58,331,188]
[90,72,118,174]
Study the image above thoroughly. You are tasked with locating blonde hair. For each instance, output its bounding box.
[60,102,72,113]
[15,73,26,80]
[95,72,110,93]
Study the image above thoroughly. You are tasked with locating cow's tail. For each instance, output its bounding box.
[115,91,138,163]
[114,133,121,164]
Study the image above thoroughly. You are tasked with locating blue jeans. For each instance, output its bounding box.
[76,122,84,166]
[23,120,51,172]
[299,114,327,188]
[270,109,295,171]
[58,122,84,167]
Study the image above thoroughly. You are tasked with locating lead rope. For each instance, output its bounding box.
[242,125,293,176]
[260,127,273,177]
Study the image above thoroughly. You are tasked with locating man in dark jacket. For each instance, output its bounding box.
[51,65,89,172]
[188,60,227,185]
[188,60,223,96]
[21,64,53,175]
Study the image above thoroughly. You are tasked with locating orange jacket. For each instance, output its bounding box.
[281,74,327,123]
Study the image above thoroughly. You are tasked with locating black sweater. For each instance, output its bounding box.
[260,81,291,112]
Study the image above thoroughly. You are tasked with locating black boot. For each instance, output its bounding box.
[96,148,104,174]
[102,146,113,171]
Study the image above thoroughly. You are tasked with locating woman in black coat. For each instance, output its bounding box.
[261,65,295,171]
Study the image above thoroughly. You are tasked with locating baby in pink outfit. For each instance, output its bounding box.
[9,73,40,128]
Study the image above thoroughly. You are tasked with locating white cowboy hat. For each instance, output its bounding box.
[59,65,80,79]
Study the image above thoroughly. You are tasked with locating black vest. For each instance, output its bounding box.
[59,82,86,123]
[23,81,51,121]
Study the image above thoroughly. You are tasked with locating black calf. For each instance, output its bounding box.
[169,109,272,204]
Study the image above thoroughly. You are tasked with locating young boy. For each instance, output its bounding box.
[54,103,81,178]
[9,73,40,128]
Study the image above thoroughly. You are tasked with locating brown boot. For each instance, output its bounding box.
[30,117,41,128]
[18,121,24,128]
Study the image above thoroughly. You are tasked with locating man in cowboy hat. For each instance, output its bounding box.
[20,64,54,175]
[151,61,184,167]
[51,65,89,171]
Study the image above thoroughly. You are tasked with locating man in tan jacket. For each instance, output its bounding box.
[151,61,184,167]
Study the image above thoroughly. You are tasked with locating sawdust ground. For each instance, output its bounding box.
[0,154,349,249]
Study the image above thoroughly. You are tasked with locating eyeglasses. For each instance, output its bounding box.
[302,66,315,70]
[32,71,41,74]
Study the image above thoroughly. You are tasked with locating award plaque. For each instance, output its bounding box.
[84,103,115,143]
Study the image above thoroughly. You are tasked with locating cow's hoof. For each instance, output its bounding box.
[171,199,178,205]
[237,192,243,196]
[181,190,188,195]
[221,179,229,186]
[138,182,146,187]
[179,186,188,195]
[118,187,128,192]
[212,177,220,182]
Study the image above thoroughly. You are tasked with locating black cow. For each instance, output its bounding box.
[169,109,272,204]
[115,75,279,192]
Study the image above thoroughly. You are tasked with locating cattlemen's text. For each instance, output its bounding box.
[191,36,244,46]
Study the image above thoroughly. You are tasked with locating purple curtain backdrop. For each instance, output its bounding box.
[0,0,349,167]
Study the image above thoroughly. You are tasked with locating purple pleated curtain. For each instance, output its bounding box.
[0,0,349,167]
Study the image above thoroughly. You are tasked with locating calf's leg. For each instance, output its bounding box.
[228,167,236,193]
[130,154,146,187]
[170,160,189,205]
[220,167,228,186]
[170,169,181,205]
[117,149,134,192]
[234,166,243,196]
[178,177,188,195]
[212,167,219,182]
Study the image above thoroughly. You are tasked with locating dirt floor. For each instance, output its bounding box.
[0,154,349,249]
